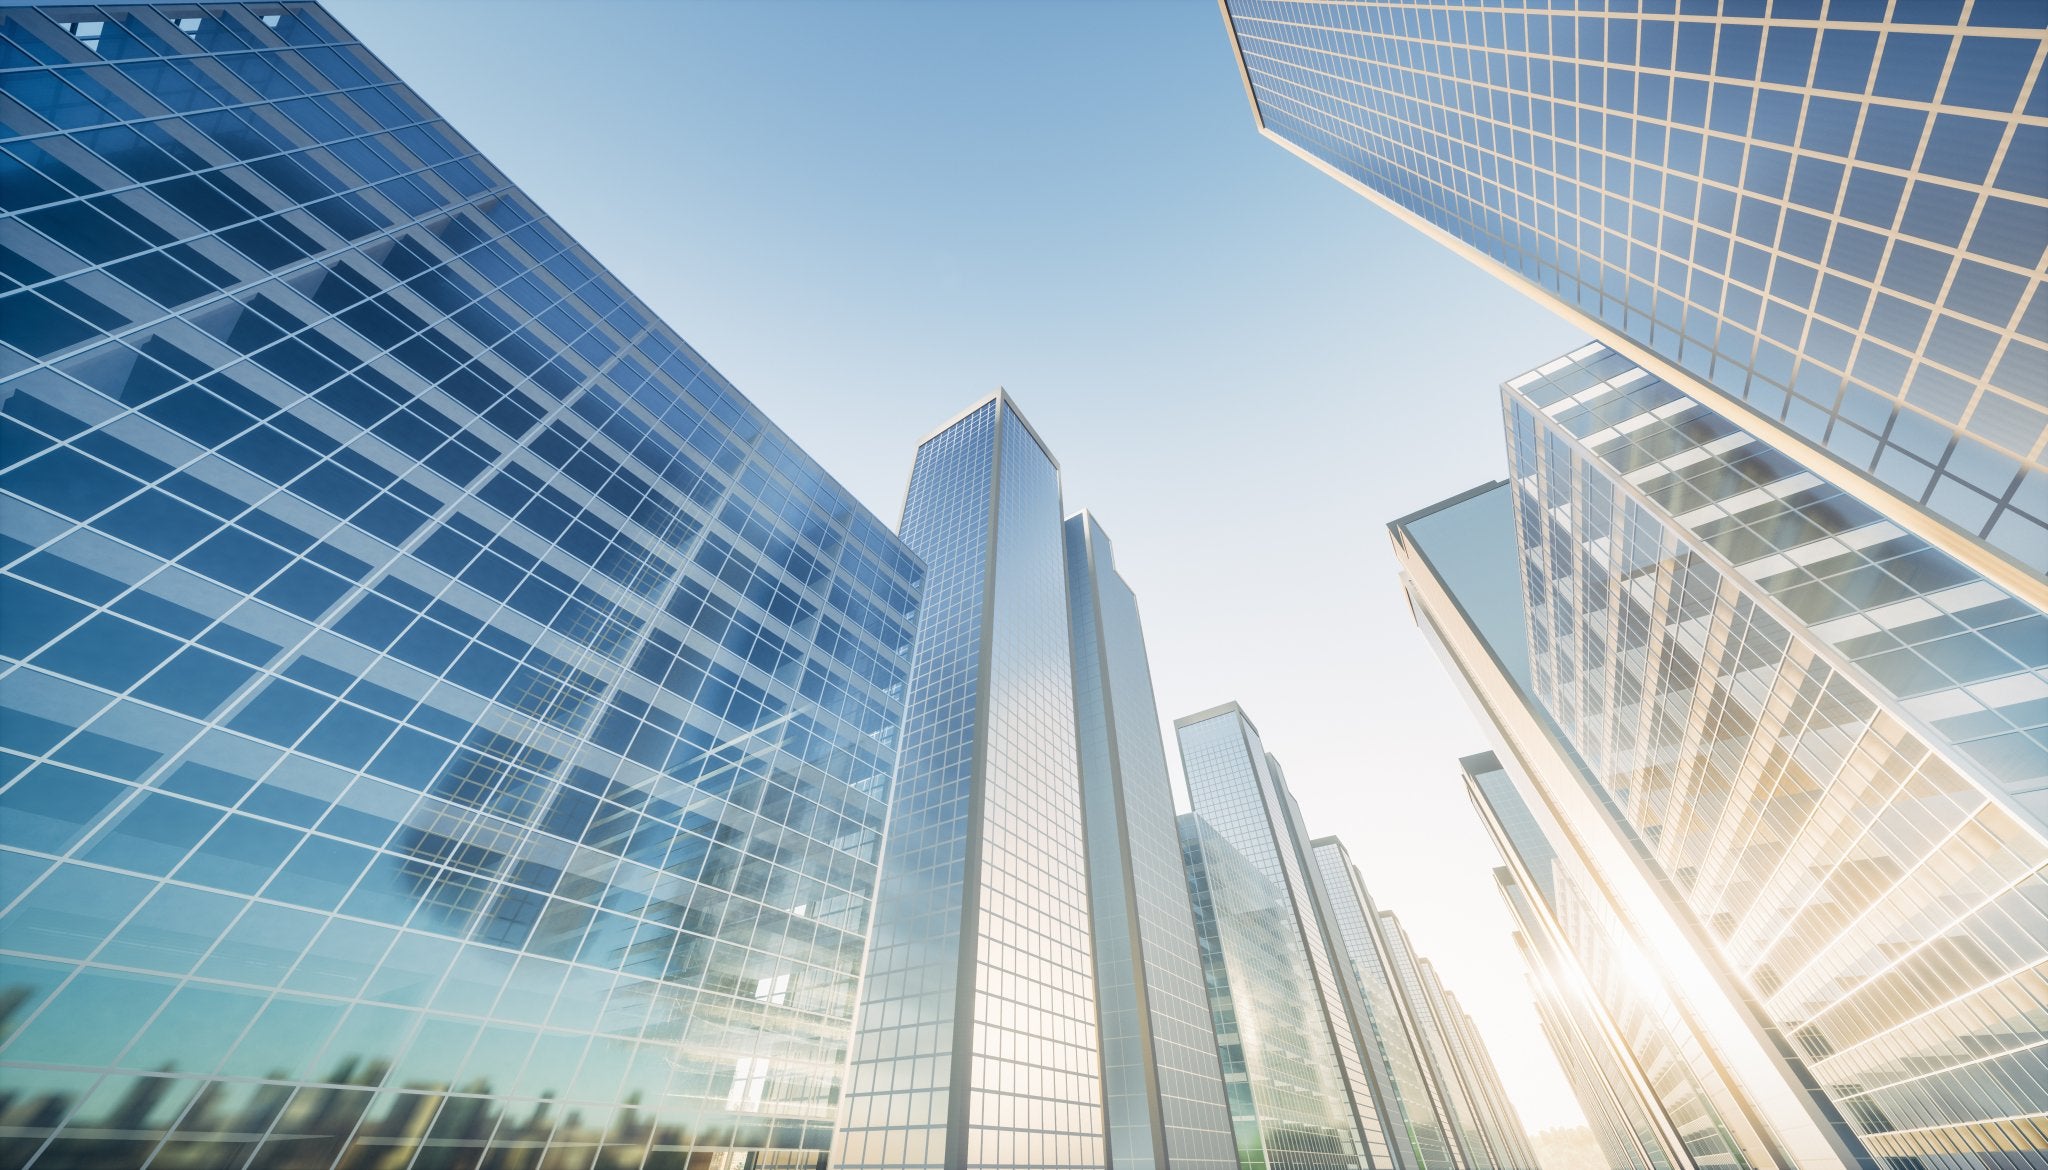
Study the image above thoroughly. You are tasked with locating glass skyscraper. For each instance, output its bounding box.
[1308,836,1460,1170]
[1425,971,1537,1170]
[1394,476,1869,1170]
[1392,338,2048,1167]
[1469,749,1683,1170]
[834,392,1105,1170]
[1176,702,1390,1170]
[1376,910,1532,1170]
[0,4,927,1169]
[1511,344,2048,1167]
[1495,865,1670,1170]
[1064,512,1237,1170]
[1219,2,2048,590]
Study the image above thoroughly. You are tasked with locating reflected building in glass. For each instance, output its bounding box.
[1307,836,1460,1170]
[1391,341,2048,1168]
[834,392,1104,1170]
[0,4,928,1168]
[1175,702,1391,1169]
[1064,513,1237,1170]
[1219,2,2048,592]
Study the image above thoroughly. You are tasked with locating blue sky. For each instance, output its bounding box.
[327,0,1591,1132]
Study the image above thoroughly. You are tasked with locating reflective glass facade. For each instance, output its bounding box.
[1176,703,1387,1169]
[1309,836,1460,1170]
[1395,479,1864,1170]
[1466,753,1685,1170]
[1429,975,1537,1170]
[1064,513,1236,1170]
[1220,2,2048,576]
[1496,866,1671,1170]
[1507,343,2048,1167]
[0,5,927,1169]
[1376,913,1515,1170]
[836,394,1104,1170]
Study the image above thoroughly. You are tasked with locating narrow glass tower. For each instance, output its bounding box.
[1310,836,1462,1170]
[1175,702,1390,1169]
[1065,513,1237,1170]
[1468,753,1686,1170]
[1376,912,1515,1170]
[835,393,1104,1170]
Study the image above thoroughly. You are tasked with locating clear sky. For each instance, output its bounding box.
[327,0,1594,1134]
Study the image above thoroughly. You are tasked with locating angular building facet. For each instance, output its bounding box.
[1175,702,1392,1169]
[1510,345,2048,1166]
[1392,341,2048,1168]
[1064,513,1237,1170]
[834,392,1105,1169]
[0,5,926,1167]
[1219,2,2048,592]
[1396,477,1864,1170]
[1309,836,1462,1170]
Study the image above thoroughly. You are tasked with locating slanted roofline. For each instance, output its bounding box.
[1387,480,1509,535]
[1458,751,1504,776]
[1173,701,1255,734]
[914,388,1061,471]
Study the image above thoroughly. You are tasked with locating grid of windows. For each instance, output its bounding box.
[0,5,924,1168]
[835,396,1105,1170]
[1510,344,2048,1166]
[969,407,1103,1168]
[1430,975,1538,1170]
[1310,838,1461,1170]
[1376,914,1510,1170]
[1268,757,1400,1170]
[1182,814,1364,1170]
[1064,514,1236,1170]
[834,400,995,1170]
[1401,466,1930,1170]
[1222,1,2048,569]
[1513,343,2047,799]
[1175,707,1377,1170]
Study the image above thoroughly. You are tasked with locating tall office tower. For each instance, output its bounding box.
[1218,3,2048,593]
[1517,345,2048,1165]
[1376,911,1520,1170]
[834,393,1104,1170]
[1179,813,1365,1170]
[0,5,926,1168]
[1395,479,1862,1170]
[1064,513,1238,1170]
[1263,748,1420,1168]
[1393,342,2048,1168]
[1175,702,1390,1169]
[1469,750,1687,1170]
[1496,868,1672,1170]
[1428,974,1538,1170]
[1309,836,1462,1170]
